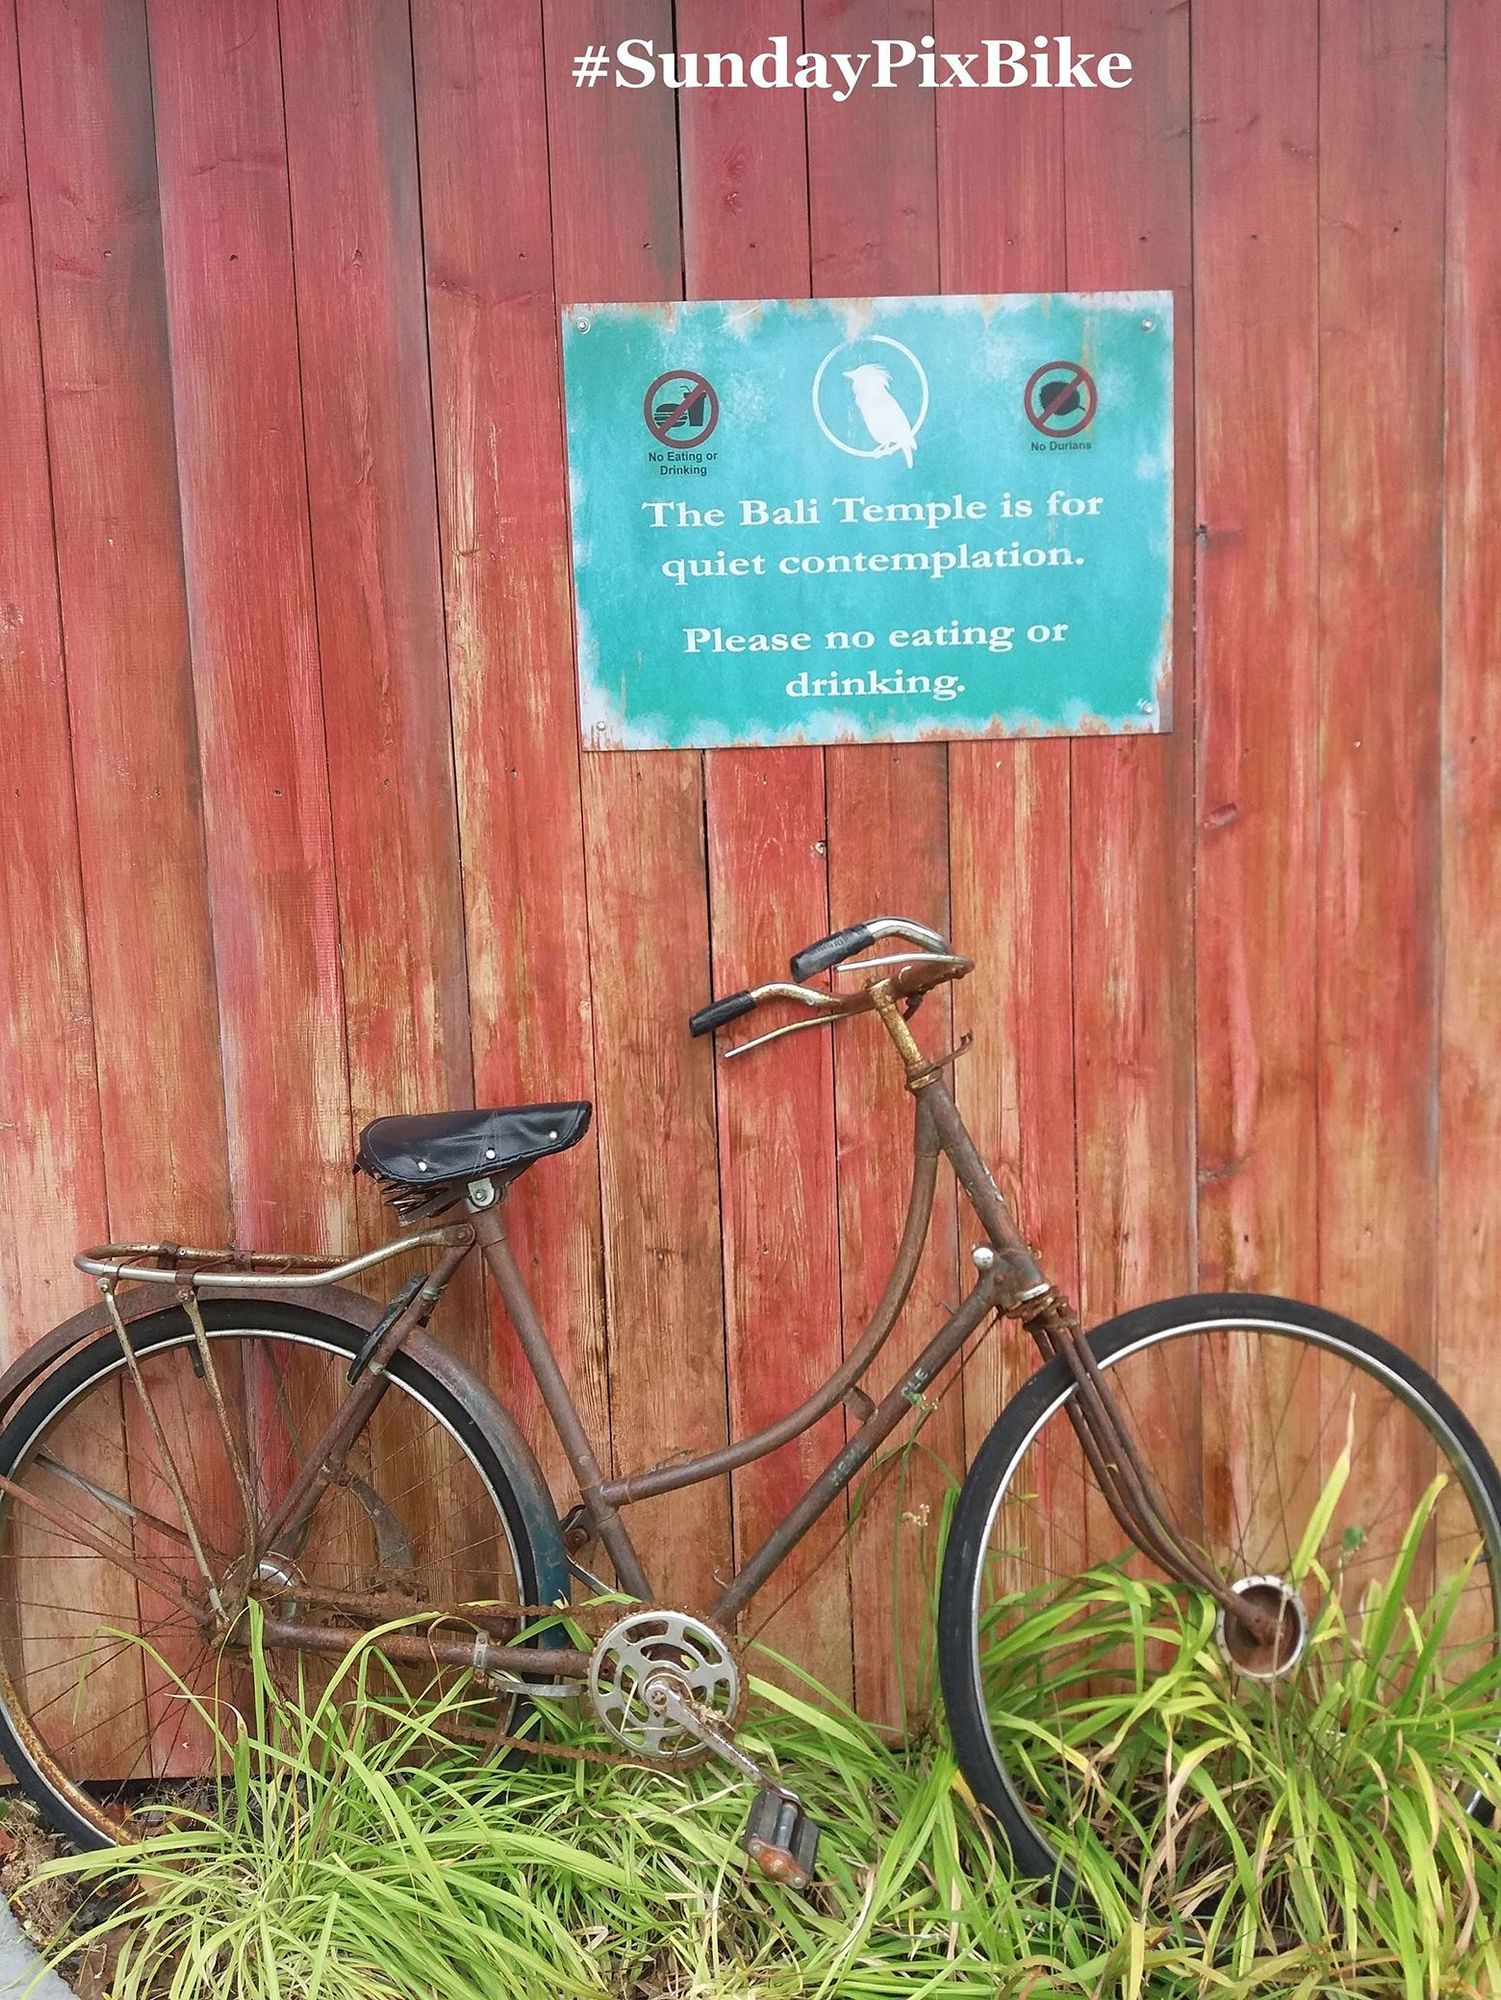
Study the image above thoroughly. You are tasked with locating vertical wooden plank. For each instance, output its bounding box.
[148,0,354,1251]
[678,0,810,303]
[804,0,961,1724]
[278,0,471,1168]
[20,0,235,1779]
[1062,0,1198,1552]
[1191,0,1321,1574]
[410,0,610,1490]
[676,1,850,1692]
[276,0,488,1608]
[1192,1,1320,1299]
[1440,1,1501,1495]
[933,0,1079,1465]
[1438,0,1501,1650]
[1316,0,1444,1548]
[0,0,107,1353]
[18,0,229,1248]
[702,759,850,1685]
[543,0,731,1606]
[0,0,141,1777]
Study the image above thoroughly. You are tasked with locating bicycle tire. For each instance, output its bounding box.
[938,1291,1501,1898]
[0,1297,565,1850]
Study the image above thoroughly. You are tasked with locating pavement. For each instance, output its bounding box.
[0,1902,72,1997]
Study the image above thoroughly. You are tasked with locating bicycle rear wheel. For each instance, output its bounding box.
[938,1293,1501,1914]
[0,1298,563,1849]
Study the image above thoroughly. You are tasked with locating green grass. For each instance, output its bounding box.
[976,1486,1501,1992]
[18,1486,1501,1999]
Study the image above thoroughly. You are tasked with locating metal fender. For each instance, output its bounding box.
[0,1280,570,1609]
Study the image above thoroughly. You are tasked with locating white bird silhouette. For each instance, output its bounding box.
[845,363,919,466]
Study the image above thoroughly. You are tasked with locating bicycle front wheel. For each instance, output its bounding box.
[938,1292,1501,1913]
[0,1298,562,1849]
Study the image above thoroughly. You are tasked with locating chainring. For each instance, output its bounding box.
[587,1608,743,1763]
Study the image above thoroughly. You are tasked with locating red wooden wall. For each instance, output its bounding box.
[2,0,1497,1722]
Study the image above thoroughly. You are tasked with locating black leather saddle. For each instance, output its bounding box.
[356,1102,591,1214]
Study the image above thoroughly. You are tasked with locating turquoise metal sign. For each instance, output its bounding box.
[561,292,1174,750]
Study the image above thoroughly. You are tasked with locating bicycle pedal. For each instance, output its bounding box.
[742,1786,820,1893]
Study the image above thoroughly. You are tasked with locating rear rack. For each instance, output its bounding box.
[75,1228,470,1291]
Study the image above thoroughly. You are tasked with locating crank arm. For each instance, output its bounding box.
[646,1677,796,1800]
[646,1683,822,1892]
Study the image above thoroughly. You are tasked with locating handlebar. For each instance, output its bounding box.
[789,917,947,980]
[690,919,969,1053]
[687,990,759,1038]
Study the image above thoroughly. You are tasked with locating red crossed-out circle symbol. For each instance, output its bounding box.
[1023,361,1098,439]
[644,370,720,448]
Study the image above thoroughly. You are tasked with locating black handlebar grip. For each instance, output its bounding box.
[689,990,757,1038]
[790,923,878,981]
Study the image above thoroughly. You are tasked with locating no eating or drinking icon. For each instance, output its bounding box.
[644,370,720,448]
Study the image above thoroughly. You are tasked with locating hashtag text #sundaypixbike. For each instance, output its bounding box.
[571,36,1133,98]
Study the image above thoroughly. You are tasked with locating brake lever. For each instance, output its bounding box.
[712,980,842,1058]
[720,1014,839,1061]
[829,953,960,1030]
[829,952,970,976]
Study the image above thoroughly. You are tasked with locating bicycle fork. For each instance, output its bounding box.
[871,983,1281,1651]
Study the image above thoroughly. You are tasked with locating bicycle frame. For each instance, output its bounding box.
[218,984,1056,1681]
[66,960,1274,1683]
[476,1071,1041,1623]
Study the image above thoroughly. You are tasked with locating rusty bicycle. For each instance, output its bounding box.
[0,916,1497,1901]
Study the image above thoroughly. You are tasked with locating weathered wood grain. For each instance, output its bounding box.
[278,0,471,1172]
[543,0,731,1606]
[1062,0,1198,1559]
[1438,0,1501,1651]
[18,0,229,1250]
[1192,0,1320,1302]
[1190,0,1321,1576]
[702,748,851,1690]
[679,0,810,303]
[0,0,106,1351]
[18,0,234,1777]
[275,0,492,1603]
[1317,0,1445,1564]
[410,0,610,1494]
[0,0,137,1777]
[148,0,354,1255]
[934,0,1078,1464]
[677,0,851,1693]
[1440,0,1501,1464]
[803,0,964,1727]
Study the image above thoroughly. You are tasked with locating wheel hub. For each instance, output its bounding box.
[1216,1574,1309,1680]
[588,1609,741,1761]
[213,1550,306,1629]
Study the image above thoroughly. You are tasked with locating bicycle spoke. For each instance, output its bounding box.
[31,1454,236,1568]
[956,1307,1501,1913]
[102,1294,221,1602]
[0,1321,531,1837]
[0,1475,196,1606]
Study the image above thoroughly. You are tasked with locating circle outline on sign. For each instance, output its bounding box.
[1023,360,1098,439]
[644,369,721,449]
[811,335,930,459]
